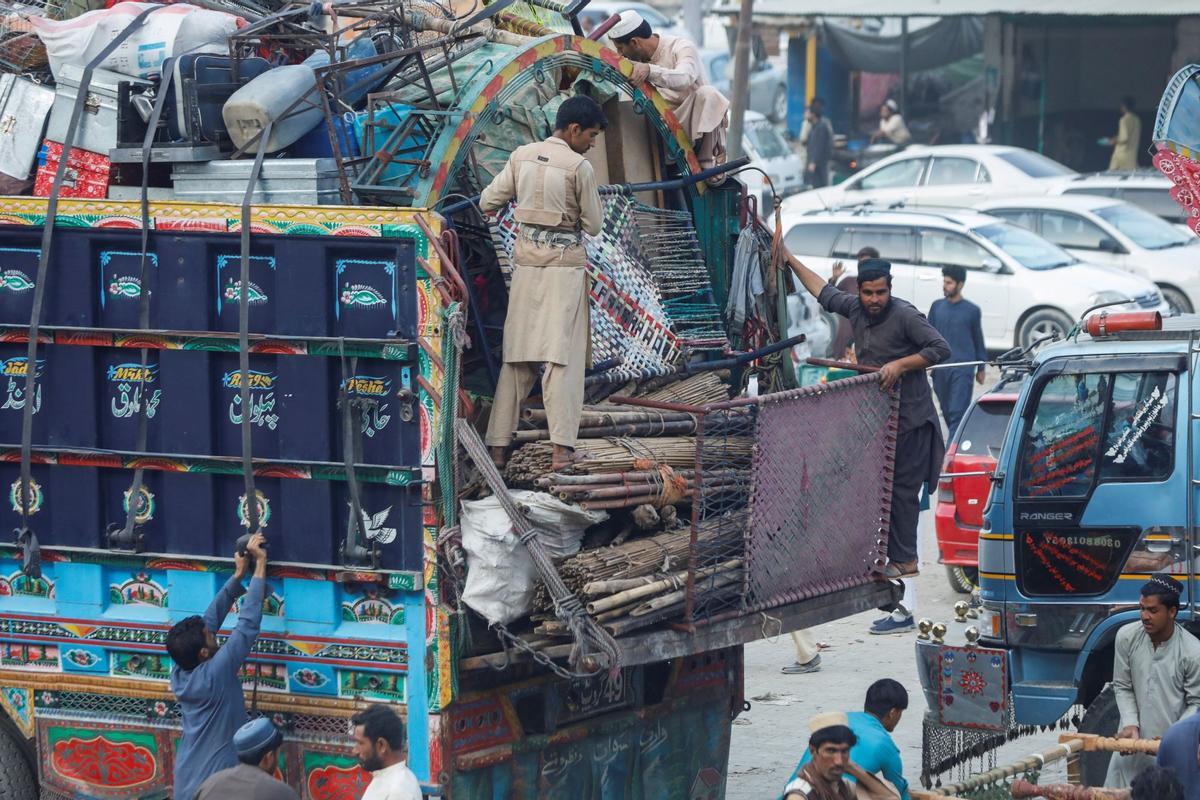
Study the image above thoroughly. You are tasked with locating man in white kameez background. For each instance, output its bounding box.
[608,11,729,172]
[1107,573,1200,788]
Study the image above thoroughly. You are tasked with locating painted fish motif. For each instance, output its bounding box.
[341,284,386,308]
[1,271,33,293]
[224,281,268,305]
[108,278,141,298]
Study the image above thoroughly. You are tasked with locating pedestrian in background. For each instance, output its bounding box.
[871,100,911,147]
[1158,702,1200,798]
[1103,95,1142,171]
[1106,574,1200,788]
[804,98,833,189]
[195,718,298,800]
[351,704,422,800]
[928,265,986,442]
[784,679,911,799]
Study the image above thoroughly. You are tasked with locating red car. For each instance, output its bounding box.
[935,381,1022,593]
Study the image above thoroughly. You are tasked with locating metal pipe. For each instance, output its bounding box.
[587,13,621,41]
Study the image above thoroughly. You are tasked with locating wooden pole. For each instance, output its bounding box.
[726,0,754,161]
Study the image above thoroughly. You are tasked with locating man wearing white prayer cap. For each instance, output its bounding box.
[608,10,729,171]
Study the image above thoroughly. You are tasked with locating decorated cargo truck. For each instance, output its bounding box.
[0,1,903,797]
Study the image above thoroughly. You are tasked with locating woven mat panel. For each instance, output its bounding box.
[743,374,898,610]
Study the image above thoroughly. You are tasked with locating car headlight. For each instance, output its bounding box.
[1088,290,1131,307]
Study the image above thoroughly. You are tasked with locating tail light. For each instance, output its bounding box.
[937,445,957,504]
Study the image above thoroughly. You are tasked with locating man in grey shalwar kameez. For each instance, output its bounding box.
[1107,573,1200,788]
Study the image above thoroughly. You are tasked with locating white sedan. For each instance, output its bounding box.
[782,144,1078,215]
[977,195,1200,314]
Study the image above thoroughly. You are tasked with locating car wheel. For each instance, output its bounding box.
[1017,308,1074,350]
[945,565,978,595]
[1078,685,1120,786]
[1159,285,1193,315]
[770,86,788,122]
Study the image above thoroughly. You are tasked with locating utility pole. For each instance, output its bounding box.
[726,0,753,161]
[683,0,703,46]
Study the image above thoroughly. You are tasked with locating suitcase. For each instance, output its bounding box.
[0,74,54,188]
[34,140,112,199]
[46,63,151,155]
[164,53,271,147]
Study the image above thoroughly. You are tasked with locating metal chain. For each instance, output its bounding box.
[491,622,596,681]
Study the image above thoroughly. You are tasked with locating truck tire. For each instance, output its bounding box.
[945,565,978,594]
[1077,684,1120,787]
[0,724,35,800]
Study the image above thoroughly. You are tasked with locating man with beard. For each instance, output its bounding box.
[1106,574,1200,788]
[927,265,986,442]
[352,704,422,799]
[167,532,268,800]
[607,11,729,171]
[783,712,897,800]
[785,249,950,634]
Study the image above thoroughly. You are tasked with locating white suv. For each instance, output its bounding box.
[782,208,1169,350]
[977,195,1200,313]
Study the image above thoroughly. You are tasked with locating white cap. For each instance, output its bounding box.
[809,711,850,733]
[884,98,899,112]
[609,10,646,40]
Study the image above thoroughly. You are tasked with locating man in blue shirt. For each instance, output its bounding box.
[168,532,268,800]
[785,679,911,800]
[1158,713,1200,799]
[928,266,986,442]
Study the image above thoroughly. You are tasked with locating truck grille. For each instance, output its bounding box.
[1135,290,1162,308]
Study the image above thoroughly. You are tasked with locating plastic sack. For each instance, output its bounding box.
[460,491,606,625]
[30,2,243,81]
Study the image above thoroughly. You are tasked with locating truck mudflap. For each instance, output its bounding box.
[445,648,741,799]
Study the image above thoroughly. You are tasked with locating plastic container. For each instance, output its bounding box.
[797,364,857,387]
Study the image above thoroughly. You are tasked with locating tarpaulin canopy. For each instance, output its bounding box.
[821,17,983,72]
[710,0,1196,17]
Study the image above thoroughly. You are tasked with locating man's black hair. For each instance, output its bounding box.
[166,615,207,672]
[1121,95,1136,112]
[236,728,284,766]
[1142,573,1184,611]
[1130,766,1182,800]
[855,246,880,261]
[809,725,857,752]
[555,95,608,133]
[352,704,406,751]
[612,20,653,44]
[942,265,967,285]
[864,678,909,719]
[857,274,893,289]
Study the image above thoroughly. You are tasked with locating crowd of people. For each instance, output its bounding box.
[165,534,422,799]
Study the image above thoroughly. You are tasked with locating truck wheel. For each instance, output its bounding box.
[1017,308,1073,351]
[945,565,978,594]
[1078,685,1120,786]
[0,723,35,800]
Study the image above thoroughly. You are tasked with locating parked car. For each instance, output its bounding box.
[781,145,1078,214]
[700,49,788,122]
[781,207,1169,350]
[577,1,687,39]
[739,110,804,202]
[936,375,1024,593]
[977,195,1200,313]
[1045,169,1189,229]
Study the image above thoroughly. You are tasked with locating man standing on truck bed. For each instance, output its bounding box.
[608,10,729,172]
[1106,573,1200,788]
[167,532,269,800]
[481,95,606,472]
[784,249,950,633]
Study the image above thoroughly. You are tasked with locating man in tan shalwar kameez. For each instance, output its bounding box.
[481,95,606,471]
[609,11,729,170]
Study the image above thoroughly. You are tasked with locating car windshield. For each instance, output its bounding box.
[995,150,1076,178]
[745,120,790,160]
[973,222,1078,270]
[1094,202,1195,250]
[956,400,1016,455]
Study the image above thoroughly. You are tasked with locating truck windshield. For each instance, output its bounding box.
[973,223,1077,270]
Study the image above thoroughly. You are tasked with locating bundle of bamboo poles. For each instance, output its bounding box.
[639,371,729,405]
[532,467,745,510]
[512,405,700,443]
[505,437,751,484]
[534,510,746,610]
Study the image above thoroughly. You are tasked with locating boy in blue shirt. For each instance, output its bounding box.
[785,679,910,800]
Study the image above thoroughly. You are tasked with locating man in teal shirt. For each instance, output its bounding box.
[785,679,910,800]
